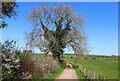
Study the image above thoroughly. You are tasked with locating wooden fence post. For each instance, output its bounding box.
[84,68,86,74]
[102,77,105,81]
[93,72,95,81]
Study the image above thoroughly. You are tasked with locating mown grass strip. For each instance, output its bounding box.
[70,63,86,80]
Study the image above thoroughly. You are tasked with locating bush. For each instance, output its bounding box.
[74,61,77,63]
[71,56,73,58]
[92,56,96,60]
[72,64,79,69]
[84,57,88,59]
[1,40,20,80]
[59,59,67,66]
[13,53,35,79]
[1,40,36,79]
[33,58,59,79]
[12,53,60,79]
[67,64,71,69]
[1,40,62,80]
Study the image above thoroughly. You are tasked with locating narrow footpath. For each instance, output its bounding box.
[55,64,79,81]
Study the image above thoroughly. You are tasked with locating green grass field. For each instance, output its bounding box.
[64,55,118,79]
[64,55,119,62]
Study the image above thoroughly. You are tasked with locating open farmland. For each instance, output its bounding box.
[31,53,119,79]
[64,54,119,79]
[2,2,118,80]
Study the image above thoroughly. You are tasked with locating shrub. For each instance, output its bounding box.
[72,64,79,69]
[13,53,35,79]
[59,59,67,66]
[92,56,96,60]
[74,61,77,63]
[105,59,109,60]
[1,40,20,80]
[1,40,61,80]
[67,64,71,69]
[84,57,88,59]
[113,59,118,61]
[13,53,60,79]
[1,40,35,79]
[15,53,60,79]
[33,58,59,79]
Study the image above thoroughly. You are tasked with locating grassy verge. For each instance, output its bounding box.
[43,65,66,80]
[70,63,86,80]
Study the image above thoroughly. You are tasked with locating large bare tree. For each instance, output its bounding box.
[25,4,89,60]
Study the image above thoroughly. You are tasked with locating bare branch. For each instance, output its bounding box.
[25,4,89,58]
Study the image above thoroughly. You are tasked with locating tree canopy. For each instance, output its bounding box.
[0,1,18,28]
[25,4,89,60]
